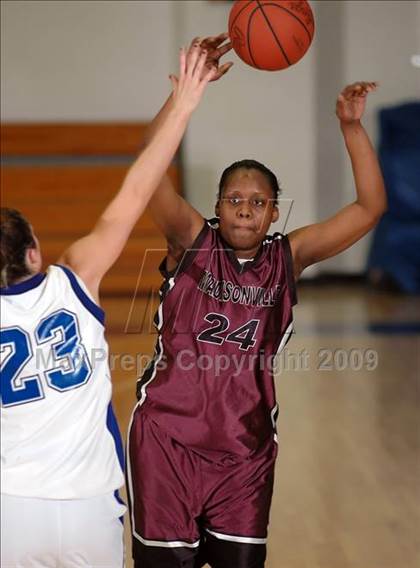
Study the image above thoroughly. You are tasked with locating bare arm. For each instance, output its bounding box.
[146,94,205,255]
[289,82,387,277]
[58,45,217,300]
[146,34,233,261]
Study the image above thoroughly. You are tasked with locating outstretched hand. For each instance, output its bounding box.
[169,44,218,115]
[336,82,378,123]
[188,33,233,81]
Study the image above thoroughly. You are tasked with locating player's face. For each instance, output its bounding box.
[216,169,279,256]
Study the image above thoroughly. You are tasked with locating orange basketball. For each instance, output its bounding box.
[228,0,315,71]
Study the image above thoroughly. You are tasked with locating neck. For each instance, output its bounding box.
[234,246,258,259]
[14,271,39,285]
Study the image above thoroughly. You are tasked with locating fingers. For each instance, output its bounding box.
[201,37,232,65]
[212,61,234,80]
[179,47,186,80]
[186,44,202,77]
[194,49,208,81]
[186,38,203,70]
[201,64,218,86]
[199,32,229,50]
[211,32,229,43]
[189,33,229,49]
[189,36,203,50]
[178,44,210,83]
[190,33,231,61]
[345,81,377,92]
[211,41,233,60]
[341,81,378,99]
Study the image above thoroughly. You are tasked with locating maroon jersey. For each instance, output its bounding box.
[137,218,297,460]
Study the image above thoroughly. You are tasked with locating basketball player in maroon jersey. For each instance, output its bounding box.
[127,34,386,568]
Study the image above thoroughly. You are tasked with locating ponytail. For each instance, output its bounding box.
[0,208,35,287]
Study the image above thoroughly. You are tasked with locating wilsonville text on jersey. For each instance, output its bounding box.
[198,269,283,307]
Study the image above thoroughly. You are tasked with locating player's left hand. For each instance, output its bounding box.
[336,81,378,123]
[188,32,234,81]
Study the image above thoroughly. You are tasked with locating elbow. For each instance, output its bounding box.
[359,194,388,229]
[367,205,387,229]
[374,185,389,220]
[374,195,388,222]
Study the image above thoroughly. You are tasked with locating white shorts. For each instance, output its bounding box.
[1,492,126,568]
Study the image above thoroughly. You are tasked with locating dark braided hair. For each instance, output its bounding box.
[218,159,281,204]
[0,208,35,287]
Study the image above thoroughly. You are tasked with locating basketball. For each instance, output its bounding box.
[228,0,315,71]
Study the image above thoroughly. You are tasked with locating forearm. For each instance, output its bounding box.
[341,120,387,219]
[143,94,175,145]
[145,95,203,247]
[104,106,190,220]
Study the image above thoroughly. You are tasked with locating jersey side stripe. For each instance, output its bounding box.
[133,533,200,549]
[270,403,279,429]
[281,235,298,306]
[126,400,140,542]
[55,265,105,325]
[136,277,175,404]
[270,320,293,446]
[106,403,125,473]
[277,321,294,355]
[206,528,267,545]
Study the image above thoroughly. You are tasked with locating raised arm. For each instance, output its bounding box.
[58,45,217,300]
[146,34,233,263]
[288,82,387,277]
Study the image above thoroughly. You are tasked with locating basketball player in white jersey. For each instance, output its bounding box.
[1,40,229,567]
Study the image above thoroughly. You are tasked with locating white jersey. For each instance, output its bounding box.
[0,265,124,499]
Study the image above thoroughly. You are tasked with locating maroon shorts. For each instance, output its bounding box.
[127,408,277,568]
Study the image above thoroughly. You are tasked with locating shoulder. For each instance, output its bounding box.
[53,264,105,325]
[163,218,218,277]
[263,232,299,272]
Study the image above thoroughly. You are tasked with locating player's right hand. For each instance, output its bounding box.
[336,81,378,123]
[169,44,217,115]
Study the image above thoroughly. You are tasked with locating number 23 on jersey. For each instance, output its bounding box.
[1,309,92,407]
